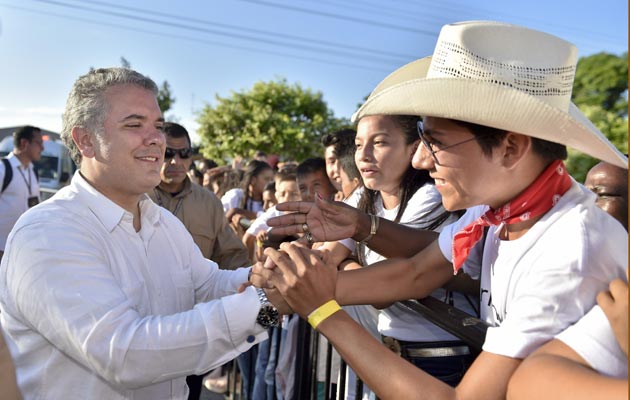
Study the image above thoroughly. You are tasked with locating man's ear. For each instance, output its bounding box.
[71,127,96,159]
[18,138,29,151]
[501,132,531,169]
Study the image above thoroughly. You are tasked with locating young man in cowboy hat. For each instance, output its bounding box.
[253,20,628,399]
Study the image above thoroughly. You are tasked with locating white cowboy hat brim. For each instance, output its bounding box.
[353,57,628,169]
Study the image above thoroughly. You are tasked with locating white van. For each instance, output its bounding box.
[0,136,77,200]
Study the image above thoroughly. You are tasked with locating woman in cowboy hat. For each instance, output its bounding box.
[253,20,627,399]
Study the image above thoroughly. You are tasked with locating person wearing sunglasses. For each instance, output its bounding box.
[148,121,253,399]
[0,68,288,400]
[150,122,249,269]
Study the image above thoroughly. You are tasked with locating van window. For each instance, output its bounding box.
[34,156,59,181]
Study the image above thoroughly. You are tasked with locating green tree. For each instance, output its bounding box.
[567,52,628,182]
[157,81,175,115]
[118,57,175,115]
[196,78,350,162]
[572,52,628,116]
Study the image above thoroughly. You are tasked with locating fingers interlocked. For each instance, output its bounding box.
[305,232,314,245]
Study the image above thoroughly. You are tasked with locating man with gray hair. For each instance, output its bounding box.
[0,67,285,399]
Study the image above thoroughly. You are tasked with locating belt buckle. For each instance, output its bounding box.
[382,336,402,356]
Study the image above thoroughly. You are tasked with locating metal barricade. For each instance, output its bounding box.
[221,297,489,400]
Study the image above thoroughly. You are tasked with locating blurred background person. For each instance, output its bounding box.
[584,160,627,230]
[148,122,251,399]
[0,125,43,261]
[322,128,357,201]
[222,159,274,238]
[262,181,277,211]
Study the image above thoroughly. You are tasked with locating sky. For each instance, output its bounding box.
[0,0,627,144]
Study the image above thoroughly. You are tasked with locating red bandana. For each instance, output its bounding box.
[451,160,572,273]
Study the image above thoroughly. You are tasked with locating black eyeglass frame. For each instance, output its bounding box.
[416,121,484,166]
[164,147,193,160]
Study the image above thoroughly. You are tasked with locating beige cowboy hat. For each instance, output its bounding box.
[352,21,628,169]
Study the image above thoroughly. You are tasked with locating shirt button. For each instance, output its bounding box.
[246,335,255,343]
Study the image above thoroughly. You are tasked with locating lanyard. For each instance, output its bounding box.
[153,189,184,216]
[17,165,32,196]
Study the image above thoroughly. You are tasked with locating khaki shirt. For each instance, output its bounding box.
[149,178,250,270]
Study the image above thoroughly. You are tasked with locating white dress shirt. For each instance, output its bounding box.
[0,171,267,399]
[0,152,40,250]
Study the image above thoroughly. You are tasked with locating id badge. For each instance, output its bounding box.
[27,196,39,208]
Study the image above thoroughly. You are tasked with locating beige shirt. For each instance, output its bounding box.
[149,178,250,270]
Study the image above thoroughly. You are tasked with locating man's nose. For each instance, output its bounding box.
[411,142,434,170]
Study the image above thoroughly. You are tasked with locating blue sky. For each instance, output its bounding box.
[0,0,627,143]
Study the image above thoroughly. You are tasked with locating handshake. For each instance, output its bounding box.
[243,241,338,325]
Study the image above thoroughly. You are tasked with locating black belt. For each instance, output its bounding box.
[382,336,471,358]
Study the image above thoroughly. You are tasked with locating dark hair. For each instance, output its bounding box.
[451,120,568,162]
[162,122,191,147]
[355,115,455,266]
[264,181,276,192]
[13,125,41,148]
[296,157,327,178]
[357,115,450,228]
[322,128,356,150]
[239,159,273,209]
[189,164,203,183]
[338,150,361,183]
[333,128,360,182]
[274,168,297,185]
[199,158,218,172]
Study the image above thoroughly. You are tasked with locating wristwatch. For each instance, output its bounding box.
[255,288,279,328]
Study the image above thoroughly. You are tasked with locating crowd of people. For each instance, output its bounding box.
[0,19,627,400]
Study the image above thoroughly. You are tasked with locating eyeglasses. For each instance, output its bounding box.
[164,147,193,159]
[416,121,482,166]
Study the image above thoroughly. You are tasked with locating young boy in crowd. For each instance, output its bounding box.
[242,167,301,262]
[256,20,627,400]
[322,129,357,201]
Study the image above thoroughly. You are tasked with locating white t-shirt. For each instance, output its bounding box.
[343,184,479,342]
[221,188,264,217]
[557,305,627,378]
[339,186,364,251]
[0,172,266,400]
[379,185,479,341]
[438,181,628,358]
[0,153,40,250]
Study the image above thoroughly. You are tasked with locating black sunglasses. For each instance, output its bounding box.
[164,147,193,159]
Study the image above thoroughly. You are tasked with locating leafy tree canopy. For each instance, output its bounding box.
[196,78,350,162]
[572,52,628,117]
[568,52,628,181]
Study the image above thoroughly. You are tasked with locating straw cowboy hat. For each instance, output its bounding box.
[352,21,628,169]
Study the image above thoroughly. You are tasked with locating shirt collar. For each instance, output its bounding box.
[71,171,162,232]
[154,176,193,199]
[7,152,30,169]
